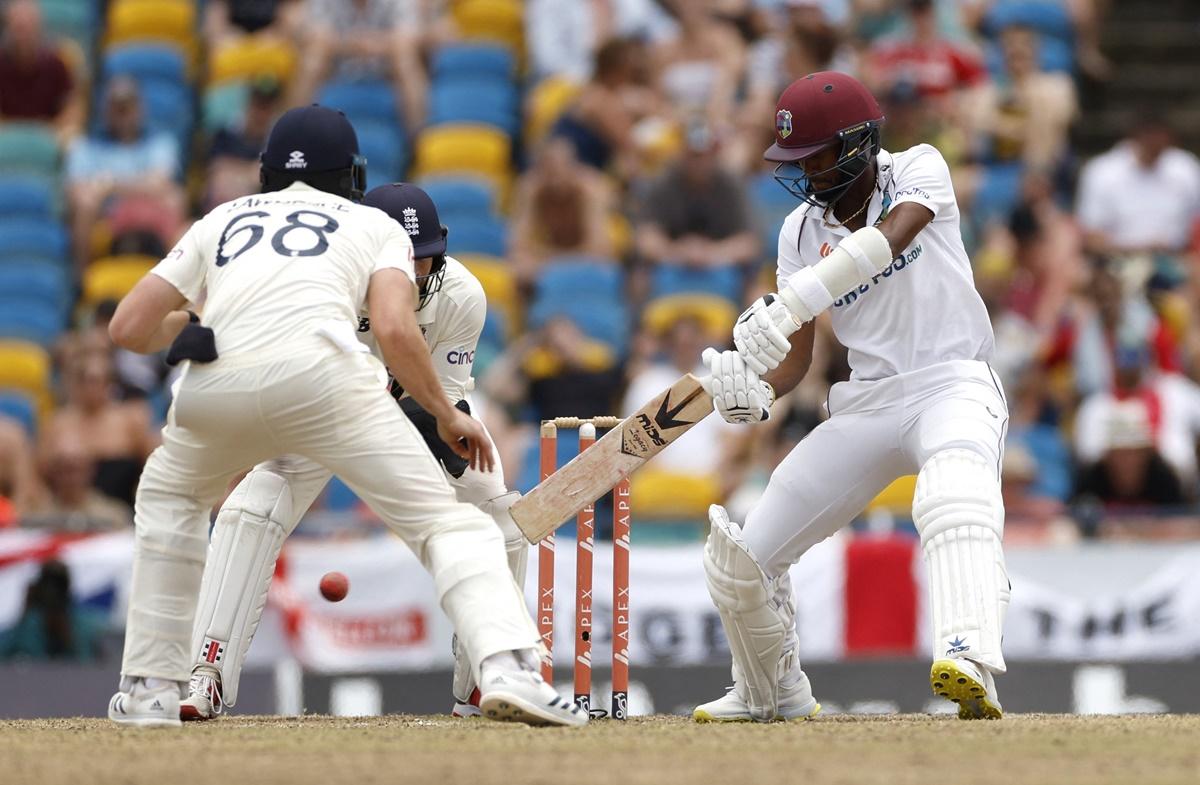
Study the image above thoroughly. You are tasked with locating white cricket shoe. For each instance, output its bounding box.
[693,673,820,723]
[451,687,482,718]
[180,667,224,722]
[108,678,182,728]
[477,651,587,727]
[930,658,1003,720]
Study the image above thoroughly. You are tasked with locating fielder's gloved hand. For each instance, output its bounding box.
[702,347,774,425]
[732,294,804,375]
[165,312,218,366]
[397,397,473,478]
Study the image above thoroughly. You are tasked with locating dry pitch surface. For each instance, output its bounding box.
[2,714,1198,785]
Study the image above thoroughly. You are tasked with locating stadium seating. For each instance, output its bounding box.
[528,257,628,352]
[0,263,69,312]
[0,341,52,401]
[103,43,188,86]
[0,300,67,346]
[642,293,738,338]
[451,0,524,54]
[456,253,518,332]
[428,79,520,136]
[0,124,60,178]
[418,178,496,220]
[0,177,56,219]
[40,0,97,60]
[447,215,507,257]
[412,124,512,192]
[104,0,198,61]
[0,219,70,264]
[525,76,581,144]
[317,79,402,131]
[202,82,250,132]
[82,255,156,306]
[0,390,37,437]
[431,43,516,81]
[208,38,297,85]
[356,122,409,189]
[649,264,743,305]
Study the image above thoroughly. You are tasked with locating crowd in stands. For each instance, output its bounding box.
[2,0,1200,548]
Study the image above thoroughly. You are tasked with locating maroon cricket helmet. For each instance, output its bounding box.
[765,71,884,163]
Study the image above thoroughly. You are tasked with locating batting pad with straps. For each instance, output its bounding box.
[913,448,1010,674]
[190,469,294,706]
[703,505,799,722]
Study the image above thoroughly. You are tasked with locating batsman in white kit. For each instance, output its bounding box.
[180,182,527,721]
[105,106,584,728]
[696,72,1010,722]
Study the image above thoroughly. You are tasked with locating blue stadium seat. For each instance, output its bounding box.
[0,176,56,219]
[985,36,1073,75]
[317,79,402,129]
[983,0,1074,42]
[431,44,516,81]
[0,263,70,310]
[136,80,194,156]
[357,122,408,190]
[0,390,37,436]
[417,177,495,219]
[0,220,70,264]
[0,300,67,346]
[450,215,508,256]
[103,44,188,86]
[528,259,628,351]
[749,171,799,261]
[0,124,59,177]
[650,264,743,304]
[428,80,519,136]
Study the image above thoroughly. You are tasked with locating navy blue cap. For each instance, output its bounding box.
[261,105,360,173]
[362,183,447,258]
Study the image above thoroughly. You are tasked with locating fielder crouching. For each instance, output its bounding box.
[181,183,531,721]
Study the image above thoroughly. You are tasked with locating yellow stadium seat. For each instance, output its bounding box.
[83,255,156,305]
[413,124,512,194]
[643,294,738,338]
[525,76,580,145]
[455,253,519,334]
[452,0,523,53]
[0,341,51,402]
[209,37,297,86]
[865,475,918,514]
[631,468,720,519]
[105,0,197,61]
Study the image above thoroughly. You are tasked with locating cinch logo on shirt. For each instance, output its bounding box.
[832,244,923,308]
[446,349,474,365]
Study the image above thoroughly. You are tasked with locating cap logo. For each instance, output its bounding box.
[402,206,419,236]
[285,150,307,170]
[776,109,793,139]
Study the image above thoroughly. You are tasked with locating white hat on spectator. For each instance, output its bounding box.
[1102,400,1154,451]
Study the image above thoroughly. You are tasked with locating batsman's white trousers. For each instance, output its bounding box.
[744,359,1008,577]
[121,340,538,683]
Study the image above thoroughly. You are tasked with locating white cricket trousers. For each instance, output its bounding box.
[743,359,1008,577]
[121,341,538,683]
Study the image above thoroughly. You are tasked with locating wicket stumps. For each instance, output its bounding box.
[537,417,632,719]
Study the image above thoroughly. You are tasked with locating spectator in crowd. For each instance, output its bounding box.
[1073,399,1185,509]
[1076,114,1200,261]
[622,315,741,518]
[482,316,623,423]
[510,137,615,284]
[964,25,1078,172]
[0,0,83,141]
[863,0,986,102]
[550,37,658,175]
[653,0,746,129]
[1074,346,1200,491]
[26,432,133,532]
[0,416,40,527]
[40,351,155,508]
[635,125,758,299]
[206,76,285,208]
[57,304,169,403]
[64,77,183,268]
[526,0,613,83]
[0,560,103,661]
[290,0,427,134]
[203,0,304,46]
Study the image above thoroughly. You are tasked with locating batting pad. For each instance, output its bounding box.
[703,505,797,721]
[913,449,1010,673]
[191,470,293,706]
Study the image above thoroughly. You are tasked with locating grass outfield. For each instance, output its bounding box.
[2,714,1198,785]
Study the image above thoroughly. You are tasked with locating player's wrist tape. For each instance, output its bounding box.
[779,266,834,321]
[761,380,776,410]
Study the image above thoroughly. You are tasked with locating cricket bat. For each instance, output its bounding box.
[510,373,713,544]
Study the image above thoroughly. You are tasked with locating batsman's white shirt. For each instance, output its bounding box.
[744,145,1008,578]
[777,144,994,382]
[152,181,415,355]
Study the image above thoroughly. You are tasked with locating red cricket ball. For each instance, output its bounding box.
[319,571,349,602]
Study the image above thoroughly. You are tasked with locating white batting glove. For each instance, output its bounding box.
[702,348,775,424]
[732,294,806,375]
